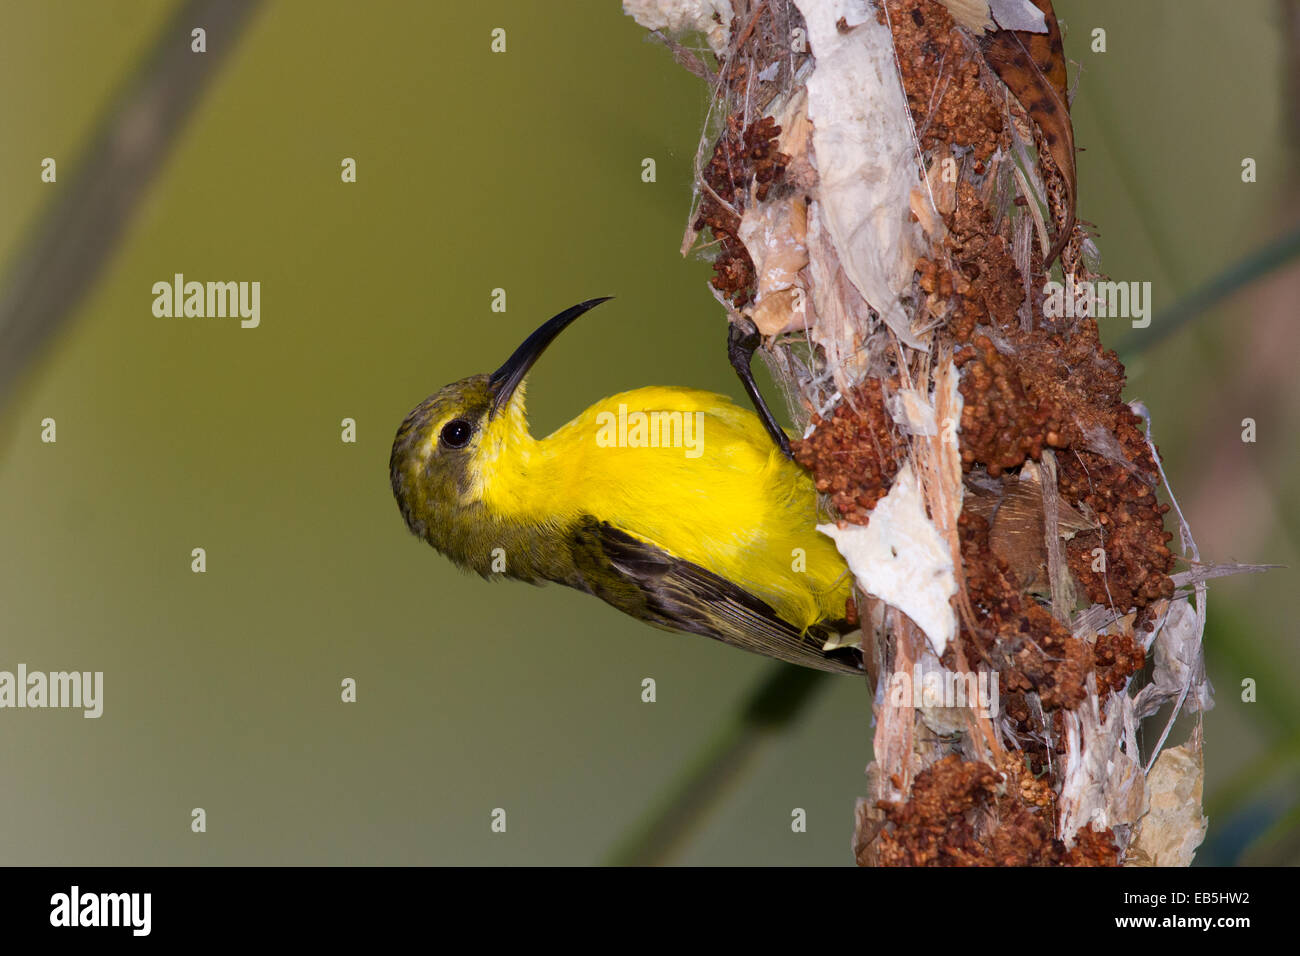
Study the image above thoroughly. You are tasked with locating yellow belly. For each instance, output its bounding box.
[481,386,851,631]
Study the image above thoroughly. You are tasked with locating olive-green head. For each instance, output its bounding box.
[389,298,612,565]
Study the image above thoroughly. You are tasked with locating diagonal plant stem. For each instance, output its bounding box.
[0,0,263,404]
[1119,222,1300,360]
[605,664,827,865]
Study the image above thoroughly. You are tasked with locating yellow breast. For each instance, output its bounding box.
[478,386,851,631]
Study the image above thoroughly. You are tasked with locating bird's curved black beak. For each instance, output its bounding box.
[488,297,613,418]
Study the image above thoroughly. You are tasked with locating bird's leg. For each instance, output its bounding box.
[727,317,793,460]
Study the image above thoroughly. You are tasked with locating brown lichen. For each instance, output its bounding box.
[874,753,1119,866]
[940,181,1027,342]
[1094,629,1147,697]
[956,510,1020,623]
[1009,319,1128,449]
[791,378,904,525]
[1062,823,1123,867]
[875,755,1002,866]
[1060,447,1176,629]
[949,513,1093,711]
[946,309,1176,631]
[880,0,1006,161]
[1003,604,1092,711]
[954,335,1063,477]
[693,114,789,307]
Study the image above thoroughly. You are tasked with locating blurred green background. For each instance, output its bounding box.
[0,0,1295,865]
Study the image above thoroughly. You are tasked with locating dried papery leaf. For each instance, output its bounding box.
[887,388,938,436]
[775,89,817,193]
[909,187,948,244]
[1012,203,1036,330]
[793,0,926,348]
[1131,401,1210,772]
[820,462,959,657]
[804,205,873,391]
[963,459,1092,596]
[1058,688,1146,845]
[1071,604,1134,640]
[936,0,994,33]
[887,363,974,738]
[1038,450,1076,621]
[910,145,955,241]
[1011,162,1050,259]
[979,0,1076,268]
[913,358,966,588]
[988,0,1047,32]
[623,0,734,55]
[932,359,966,521]
[740,196,811,335]
[1022,459,1093,537]
[1134,599,1215,719]
[1171,562,1278,587]
[1128,735,1208,867]
[987,489,1048,595]
[736,90,815,331]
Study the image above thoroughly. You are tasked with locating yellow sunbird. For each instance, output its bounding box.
[389,299,862,674]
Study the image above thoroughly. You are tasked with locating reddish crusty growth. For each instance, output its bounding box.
[792,378,904,525]
[883,0,1006,161]
[955,335,1064,476]
[679,0,1173,867]
[950,512,1095,714]
[874,754,1119,866]
[829,0,1175,866]
[694,114,789,307]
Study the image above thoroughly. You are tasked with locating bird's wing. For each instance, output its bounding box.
[567,517,863,676]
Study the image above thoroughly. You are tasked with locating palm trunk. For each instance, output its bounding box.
[625,0,1213,866]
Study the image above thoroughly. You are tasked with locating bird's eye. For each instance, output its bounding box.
[439,418,473,449]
